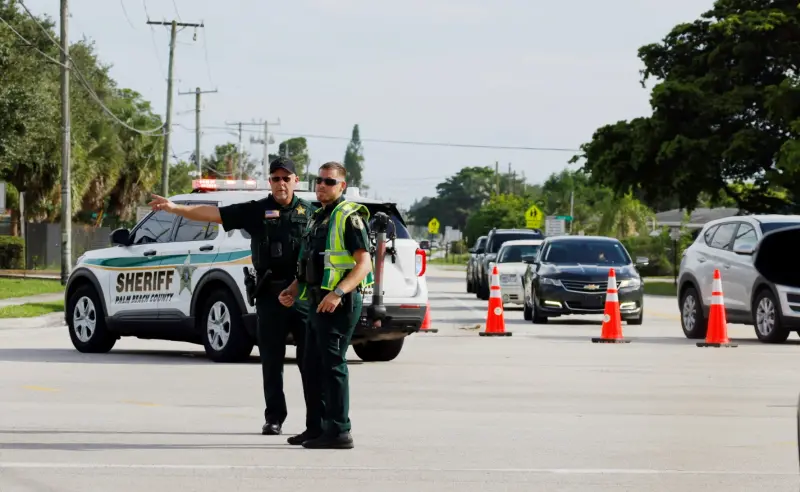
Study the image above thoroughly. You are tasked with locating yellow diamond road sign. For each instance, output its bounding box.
[428,217,440,235]
[525,205,543,229]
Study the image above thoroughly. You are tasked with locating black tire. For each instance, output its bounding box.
[67,284,116,353]
[523,301,532,321]
[531,291,548,324]
[752,288,789,343]
[198,288,253,362]
[466,275,474,293]
[353,338,405,362]
[627,311,643,325]
[680,286,707,339]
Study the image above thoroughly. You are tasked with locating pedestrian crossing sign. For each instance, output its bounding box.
[525,205,543,229]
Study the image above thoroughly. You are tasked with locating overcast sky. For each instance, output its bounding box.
[22,0,715,209]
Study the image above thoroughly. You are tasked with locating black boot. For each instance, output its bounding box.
[287,429,323,445]
[302,432,354,449]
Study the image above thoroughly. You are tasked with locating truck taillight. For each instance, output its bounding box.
[415,248,426,277]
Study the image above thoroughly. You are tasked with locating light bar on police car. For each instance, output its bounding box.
[192,179,309,192]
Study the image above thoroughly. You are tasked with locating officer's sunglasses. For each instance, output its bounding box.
[315,177,342,186]
[269,176,293,183]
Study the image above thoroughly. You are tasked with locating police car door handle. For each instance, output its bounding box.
[143,250,157,257]
[199,244,214,251]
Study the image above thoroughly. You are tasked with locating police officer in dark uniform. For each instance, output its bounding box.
[148,157,316,436]
[279,161,374,449]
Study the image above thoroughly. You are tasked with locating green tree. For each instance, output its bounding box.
[269,137,310,178]
[408,166,497,230]
[464,194,530,241]
[203,143,258,180]
[343,124,364,187]
[572,0,800,213]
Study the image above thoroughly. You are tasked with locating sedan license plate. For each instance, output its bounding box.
[500,274,518,284]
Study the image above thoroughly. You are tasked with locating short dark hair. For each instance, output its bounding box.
[319,161,346,179]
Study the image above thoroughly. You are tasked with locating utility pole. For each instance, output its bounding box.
[179,87,217,176]
[507,162,512,195]
[147,19,205,195]
[249,119,281,178]
[60,0,71,284]
[494,161,500,195]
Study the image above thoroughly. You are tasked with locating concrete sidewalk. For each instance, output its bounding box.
[0,293,64,309]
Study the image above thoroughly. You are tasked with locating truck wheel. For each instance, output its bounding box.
[353,338,405,362]
[67,284,116,353]
[466,275,474,293]
[199,288,253,362]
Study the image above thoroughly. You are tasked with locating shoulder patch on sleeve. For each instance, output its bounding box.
[350,214,364,229]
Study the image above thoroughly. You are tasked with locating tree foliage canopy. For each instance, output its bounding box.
[571,0,800,213]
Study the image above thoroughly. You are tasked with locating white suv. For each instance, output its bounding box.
[63,180,429,362]
[678,214,800,343]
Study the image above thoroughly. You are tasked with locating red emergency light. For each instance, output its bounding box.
[191,179,310,192]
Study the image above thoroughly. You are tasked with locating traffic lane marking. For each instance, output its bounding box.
[22,386,59,392]
[0,462,794,475]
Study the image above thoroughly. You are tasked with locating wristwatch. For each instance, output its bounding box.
[333,287,345,297]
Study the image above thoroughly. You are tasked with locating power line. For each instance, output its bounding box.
[7,1,166,136]
[189,125,580,152]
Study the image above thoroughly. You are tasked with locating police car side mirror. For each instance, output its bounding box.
[110,228,131,246]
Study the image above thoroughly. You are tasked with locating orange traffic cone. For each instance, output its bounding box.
[419,302,438,333]
[591,268,630,344]
[480,265,512,337]
[697,269,737,348]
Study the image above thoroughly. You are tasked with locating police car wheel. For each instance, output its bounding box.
[67,284,116,353]
[353,338,405,362]
[199,289,253,362]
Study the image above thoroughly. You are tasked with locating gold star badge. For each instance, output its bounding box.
[296,205,305,215]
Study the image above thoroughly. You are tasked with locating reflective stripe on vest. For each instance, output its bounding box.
[320,200,375,291]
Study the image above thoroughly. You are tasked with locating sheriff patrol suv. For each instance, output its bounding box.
[64,179,429,363]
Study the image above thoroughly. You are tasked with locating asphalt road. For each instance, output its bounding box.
[1,266,799,491]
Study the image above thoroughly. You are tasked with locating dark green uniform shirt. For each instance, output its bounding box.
[219,194,315,281]
[302,196,371,287]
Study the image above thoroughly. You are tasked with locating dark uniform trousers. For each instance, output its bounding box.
[303,286,363,436]
[255,283,314,429]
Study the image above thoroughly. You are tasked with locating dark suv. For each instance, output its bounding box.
[466,235,487,293]
[475,228,545,300]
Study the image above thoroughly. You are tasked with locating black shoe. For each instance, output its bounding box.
[302,432,354,449]
[287,429,323,445]
[261,422,282,435]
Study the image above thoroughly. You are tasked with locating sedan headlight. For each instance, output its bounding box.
[618,277,641,289]
[540,277,562,287]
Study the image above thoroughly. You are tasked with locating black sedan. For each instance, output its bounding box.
[521,235,647,324]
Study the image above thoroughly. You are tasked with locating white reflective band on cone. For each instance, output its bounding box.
[490,287,502,299]
[711,277,724,305]
[606,292,619,302]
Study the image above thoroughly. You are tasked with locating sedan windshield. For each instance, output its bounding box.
[498,244,540,263]
[542,241,631,266]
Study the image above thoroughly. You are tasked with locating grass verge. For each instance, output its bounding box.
[644,282,677,296]
[427,253,469,266]
[0,278,64,300]
[0,300,65,318]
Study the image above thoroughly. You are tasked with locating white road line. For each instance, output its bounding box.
[0,462,793,476]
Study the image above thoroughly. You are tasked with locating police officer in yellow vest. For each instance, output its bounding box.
[279,161,374,449]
